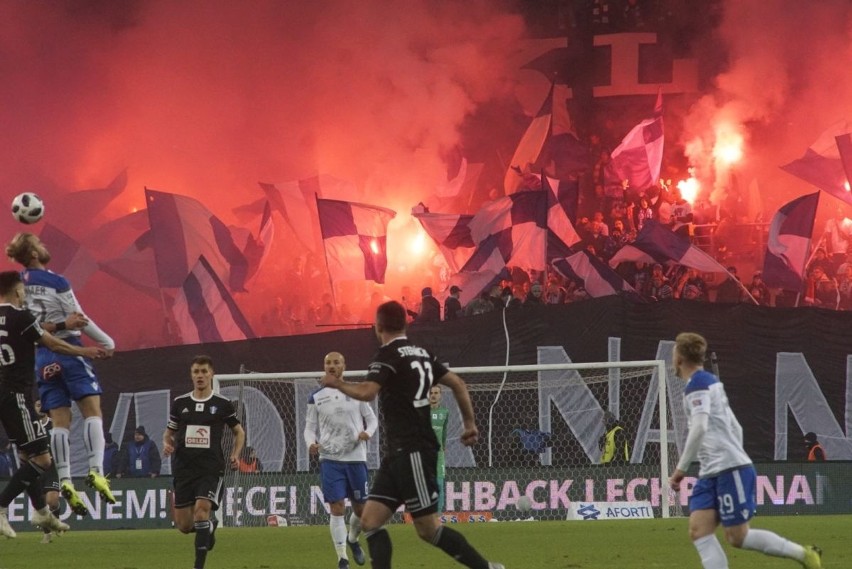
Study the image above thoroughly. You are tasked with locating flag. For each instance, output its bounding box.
[504,86,553,195]
[38,224,98,291]
[242,201,274,283]
[98,230,160,299]
[610,91,664,191]
[145,189,251,292]
[762,192,820,290]
[552,251,635,298]
[464,191,548,273]
[259,174,355,252]
[85,209,150,260]
[412,212,476,273]
[608,220,732,274]
[780,121,852,205]
[543,175,581,258]
[172,256,255,344]
[316,198,396,284]
[49,169,128,237]
[837,133,852,188]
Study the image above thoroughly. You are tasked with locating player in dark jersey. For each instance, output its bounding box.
[0,271,104,538]
[163,355,245,569]
[321,300,505,569]
[34,400,62,543]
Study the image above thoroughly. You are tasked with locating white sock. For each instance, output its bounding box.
[694,534,728,569]
[83,417,105,473]
[742,528,805,561]
[348,512,362,542]
[51,428,72,482]
[330,514,347,559]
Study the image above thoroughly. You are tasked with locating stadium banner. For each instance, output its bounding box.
[565,501,654,521]
[4,462,849,531]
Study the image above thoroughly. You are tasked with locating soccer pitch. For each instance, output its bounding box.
[0,516,847,568]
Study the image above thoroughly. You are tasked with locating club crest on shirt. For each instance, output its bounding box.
[210,405,217,414]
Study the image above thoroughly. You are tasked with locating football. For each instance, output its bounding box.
[11,192,45,224]
[516,496,532,511]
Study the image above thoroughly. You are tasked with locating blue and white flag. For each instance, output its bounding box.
[552,251,635,298]
[836,132,852,189]
[413,212,476,273]
[609,220,733,274]
[172,256,255,344]
[610,91,664,191]
[781,121,852,205]
[316,198,396,284]
[762,192,820,290]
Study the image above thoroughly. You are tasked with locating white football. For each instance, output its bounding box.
[516,496,532,511]
[11,192,45,224]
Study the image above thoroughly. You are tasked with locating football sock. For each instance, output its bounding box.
[51,428,72,482]
[83,417,106,473]
[432,525,490,569]
[331,514,348,559]
[742,529,805,560]
[194,520,211,569]
[0,461,44,508]
[693,534,728,569]
[348,512,362,542]
[24,463,47,511]
[365,527,392,569]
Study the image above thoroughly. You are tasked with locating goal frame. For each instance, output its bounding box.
[215,358,675,523]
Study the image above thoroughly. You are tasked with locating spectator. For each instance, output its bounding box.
[674,268,707,301]
[416,287,441,322]
[104,433,120,478]
[805,265,839,309]
[806,248,832,276]
[838,265,852,310]
[642,264,673,301]
[464,291,494,316]
[822,207,852,273]
[804,432,826,462]
[524,282,545,305]
[715,266,745,303]
[443,285,463,321]
[238,446,263,473]
[634,196,654,233]
[544,277,567,304]
[748,271,771,306]
[502,286,522,309]
[118,426,162,478]
[599,412,630,465]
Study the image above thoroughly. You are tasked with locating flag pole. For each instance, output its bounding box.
[314,193,339,311]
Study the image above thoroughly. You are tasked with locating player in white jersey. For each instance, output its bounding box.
[668,332,822,569]
[6,233,116,515]
[305,352,377,569]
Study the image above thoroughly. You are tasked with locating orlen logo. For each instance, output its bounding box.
[42,363,62,380]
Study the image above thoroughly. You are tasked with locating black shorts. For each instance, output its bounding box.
[369,448,438,518]
[0,390,49,456]
[173,473,224,510]
[42,462,60,493]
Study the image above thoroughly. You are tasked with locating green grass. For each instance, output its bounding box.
[0,516,847,568]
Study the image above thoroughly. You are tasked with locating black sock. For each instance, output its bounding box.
[432,526,489,569]
[0,462,43,508]
[25,478,47,511]
[194,520,211,569]
[365,527,392,569]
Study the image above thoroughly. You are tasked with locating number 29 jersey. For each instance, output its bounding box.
[167,392,240,476]
[366,337,449,457]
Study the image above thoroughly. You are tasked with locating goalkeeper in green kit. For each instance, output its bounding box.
[429,385,449,512]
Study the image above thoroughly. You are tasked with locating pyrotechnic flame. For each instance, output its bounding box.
[409,230,427,256]
[845,181,851,193]
[677,177,701,204]
[370,239,380,254]
[713,124,744,166]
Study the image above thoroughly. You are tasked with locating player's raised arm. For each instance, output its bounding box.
[37,331,105,360]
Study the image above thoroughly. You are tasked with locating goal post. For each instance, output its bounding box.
[215,359,683,526]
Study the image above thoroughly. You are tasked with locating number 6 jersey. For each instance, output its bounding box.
[366,336,449,457]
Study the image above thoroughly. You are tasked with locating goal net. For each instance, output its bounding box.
[215,359,685,527]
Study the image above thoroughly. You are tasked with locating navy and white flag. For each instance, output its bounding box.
[836,132,852,189]
[762,192,820,290]
[608,220,732,275]
[781,121,852,205]
[172,256,255,344]
[610,91,664,191]
[413,212,476,273]
[552,251,635,298]
[543,175,581,258]
[316,198,396,284]
[145,189,251,292]
[463,190,548,273]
